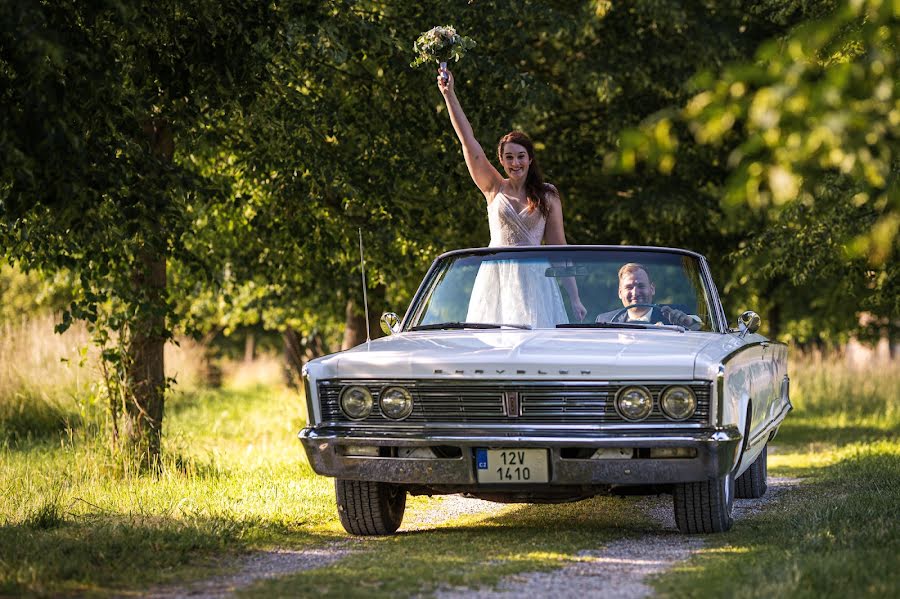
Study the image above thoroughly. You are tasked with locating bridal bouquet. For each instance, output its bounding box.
[410,25,476,72]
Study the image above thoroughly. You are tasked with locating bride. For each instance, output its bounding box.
[437,67,587,327]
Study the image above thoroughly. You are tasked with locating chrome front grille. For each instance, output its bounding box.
[317,380,711,426]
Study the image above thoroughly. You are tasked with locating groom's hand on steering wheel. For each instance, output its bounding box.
[660,305,695,328]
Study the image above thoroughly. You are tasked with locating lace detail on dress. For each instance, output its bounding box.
[487,193,546,246]
[465,192,569,328]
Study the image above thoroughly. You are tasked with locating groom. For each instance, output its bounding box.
[596,263,701,329]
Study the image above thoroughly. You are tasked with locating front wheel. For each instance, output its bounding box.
[673,472,735,534]
[736,444,768,499]
[335,479,406,536]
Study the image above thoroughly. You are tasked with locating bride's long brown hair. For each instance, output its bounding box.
[497,130,553,218]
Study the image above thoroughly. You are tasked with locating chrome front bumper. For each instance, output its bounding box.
[299,427,742,486]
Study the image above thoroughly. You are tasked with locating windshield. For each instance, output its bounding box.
[406,248,716,332]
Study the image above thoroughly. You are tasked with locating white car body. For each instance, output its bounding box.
[300,246,791,535]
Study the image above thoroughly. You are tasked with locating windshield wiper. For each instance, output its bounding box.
[558,322,686,332]
[557,322,653,330]
[410,321,532,331]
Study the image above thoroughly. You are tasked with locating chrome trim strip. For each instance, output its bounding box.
[301,427,740,446]
[719,340,775,364]
[320,378,713,387]
[698,255,727,333]
[316,422,708,431]
[747,402,792,448]
[714,364,724,427]
[434,245,709,262]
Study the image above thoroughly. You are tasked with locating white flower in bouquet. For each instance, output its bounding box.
[410,25,476,69]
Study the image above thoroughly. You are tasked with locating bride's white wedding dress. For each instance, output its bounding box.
[465,192,569,328]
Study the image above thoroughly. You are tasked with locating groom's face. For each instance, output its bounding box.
[500,142,531,180]
[619,269,655,307]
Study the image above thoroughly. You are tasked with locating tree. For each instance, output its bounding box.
[4,0,888,466]
[609,0,898,341]
[1,0,301,465]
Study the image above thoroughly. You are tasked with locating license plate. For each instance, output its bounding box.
[475,448,549,483]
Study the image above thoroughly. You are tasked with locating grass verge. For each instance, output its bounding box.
[650,354,900,598]
[2,349,897,597]
[0,385,340,596]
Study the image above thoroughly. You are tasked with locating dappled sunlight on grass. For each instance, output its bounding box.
[770,450,839,477]
[772,435,900,478]
[0,381,343,595]
[244,496,660,597]
[3,339,898,597]
[654,435,900,598]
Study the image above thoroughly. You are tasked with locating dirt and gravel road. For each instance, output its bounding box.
[145,477,800,599]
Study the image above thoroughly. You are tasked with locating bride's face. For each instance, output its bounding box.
[499,142,531,181]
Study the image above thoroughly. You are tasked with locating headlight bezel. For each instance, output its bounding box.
[659,385,697,421]
[339,384,374,420]
[379,385,414,420]
[615,385,653,422]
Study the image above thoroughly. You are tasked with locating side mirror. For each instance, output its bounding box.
[737,311,761,337]
[380,312,401,335]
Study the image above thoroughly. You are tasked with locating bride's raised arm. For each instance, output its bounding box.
[437,68,503,199]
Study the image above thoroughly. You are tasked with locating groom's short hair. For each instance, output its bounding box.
[618,262,652,283]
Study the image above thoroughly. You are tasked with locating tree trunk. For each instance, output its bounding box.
[341,284,386,350]
[283,327,305,387]
[244,332,256,362]
[283,326,328,387]
[123,118,172,470]
[125,251,166,470]
[341,298,368,350]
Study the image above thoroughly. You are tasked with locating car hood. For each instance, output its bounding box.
[306,329,723,381]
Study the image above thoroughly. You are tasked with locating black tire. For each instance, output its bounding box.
[335,479,406,536]
[736,444,768,499]
[673,472,735,534]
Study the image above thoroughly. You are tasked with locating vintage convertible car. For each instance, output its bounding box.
[299,246,791,535]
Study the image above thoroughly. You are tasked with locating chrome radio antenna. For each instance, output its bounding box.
[358,227,371,344]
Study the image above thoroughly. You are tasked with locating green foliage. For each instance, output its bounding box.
[2,0,893,374]
[0,264,75,322]
[610,0,898,339]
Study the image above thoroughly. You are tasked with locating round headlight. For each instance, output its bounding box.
[380,386,414,420]
[615,386,653,421]
[340,385,373,420]
[660,385,696,420]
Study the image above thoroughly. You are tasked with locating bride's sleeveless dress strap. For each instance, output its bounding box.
[487,191,545,247]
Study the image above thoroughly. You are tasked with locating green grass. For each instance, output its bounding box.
[651,442,899,598]
[2,352,897,597]
[0,386,341,596]
[649,355,900,598]
[0,317,97,444]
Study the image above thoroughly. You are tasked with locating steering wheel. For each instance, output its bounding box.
[609,303,663,323]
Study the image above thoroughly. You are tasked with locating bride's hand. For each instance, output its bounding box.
[437,66,454,96]
[572,298,588,322]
